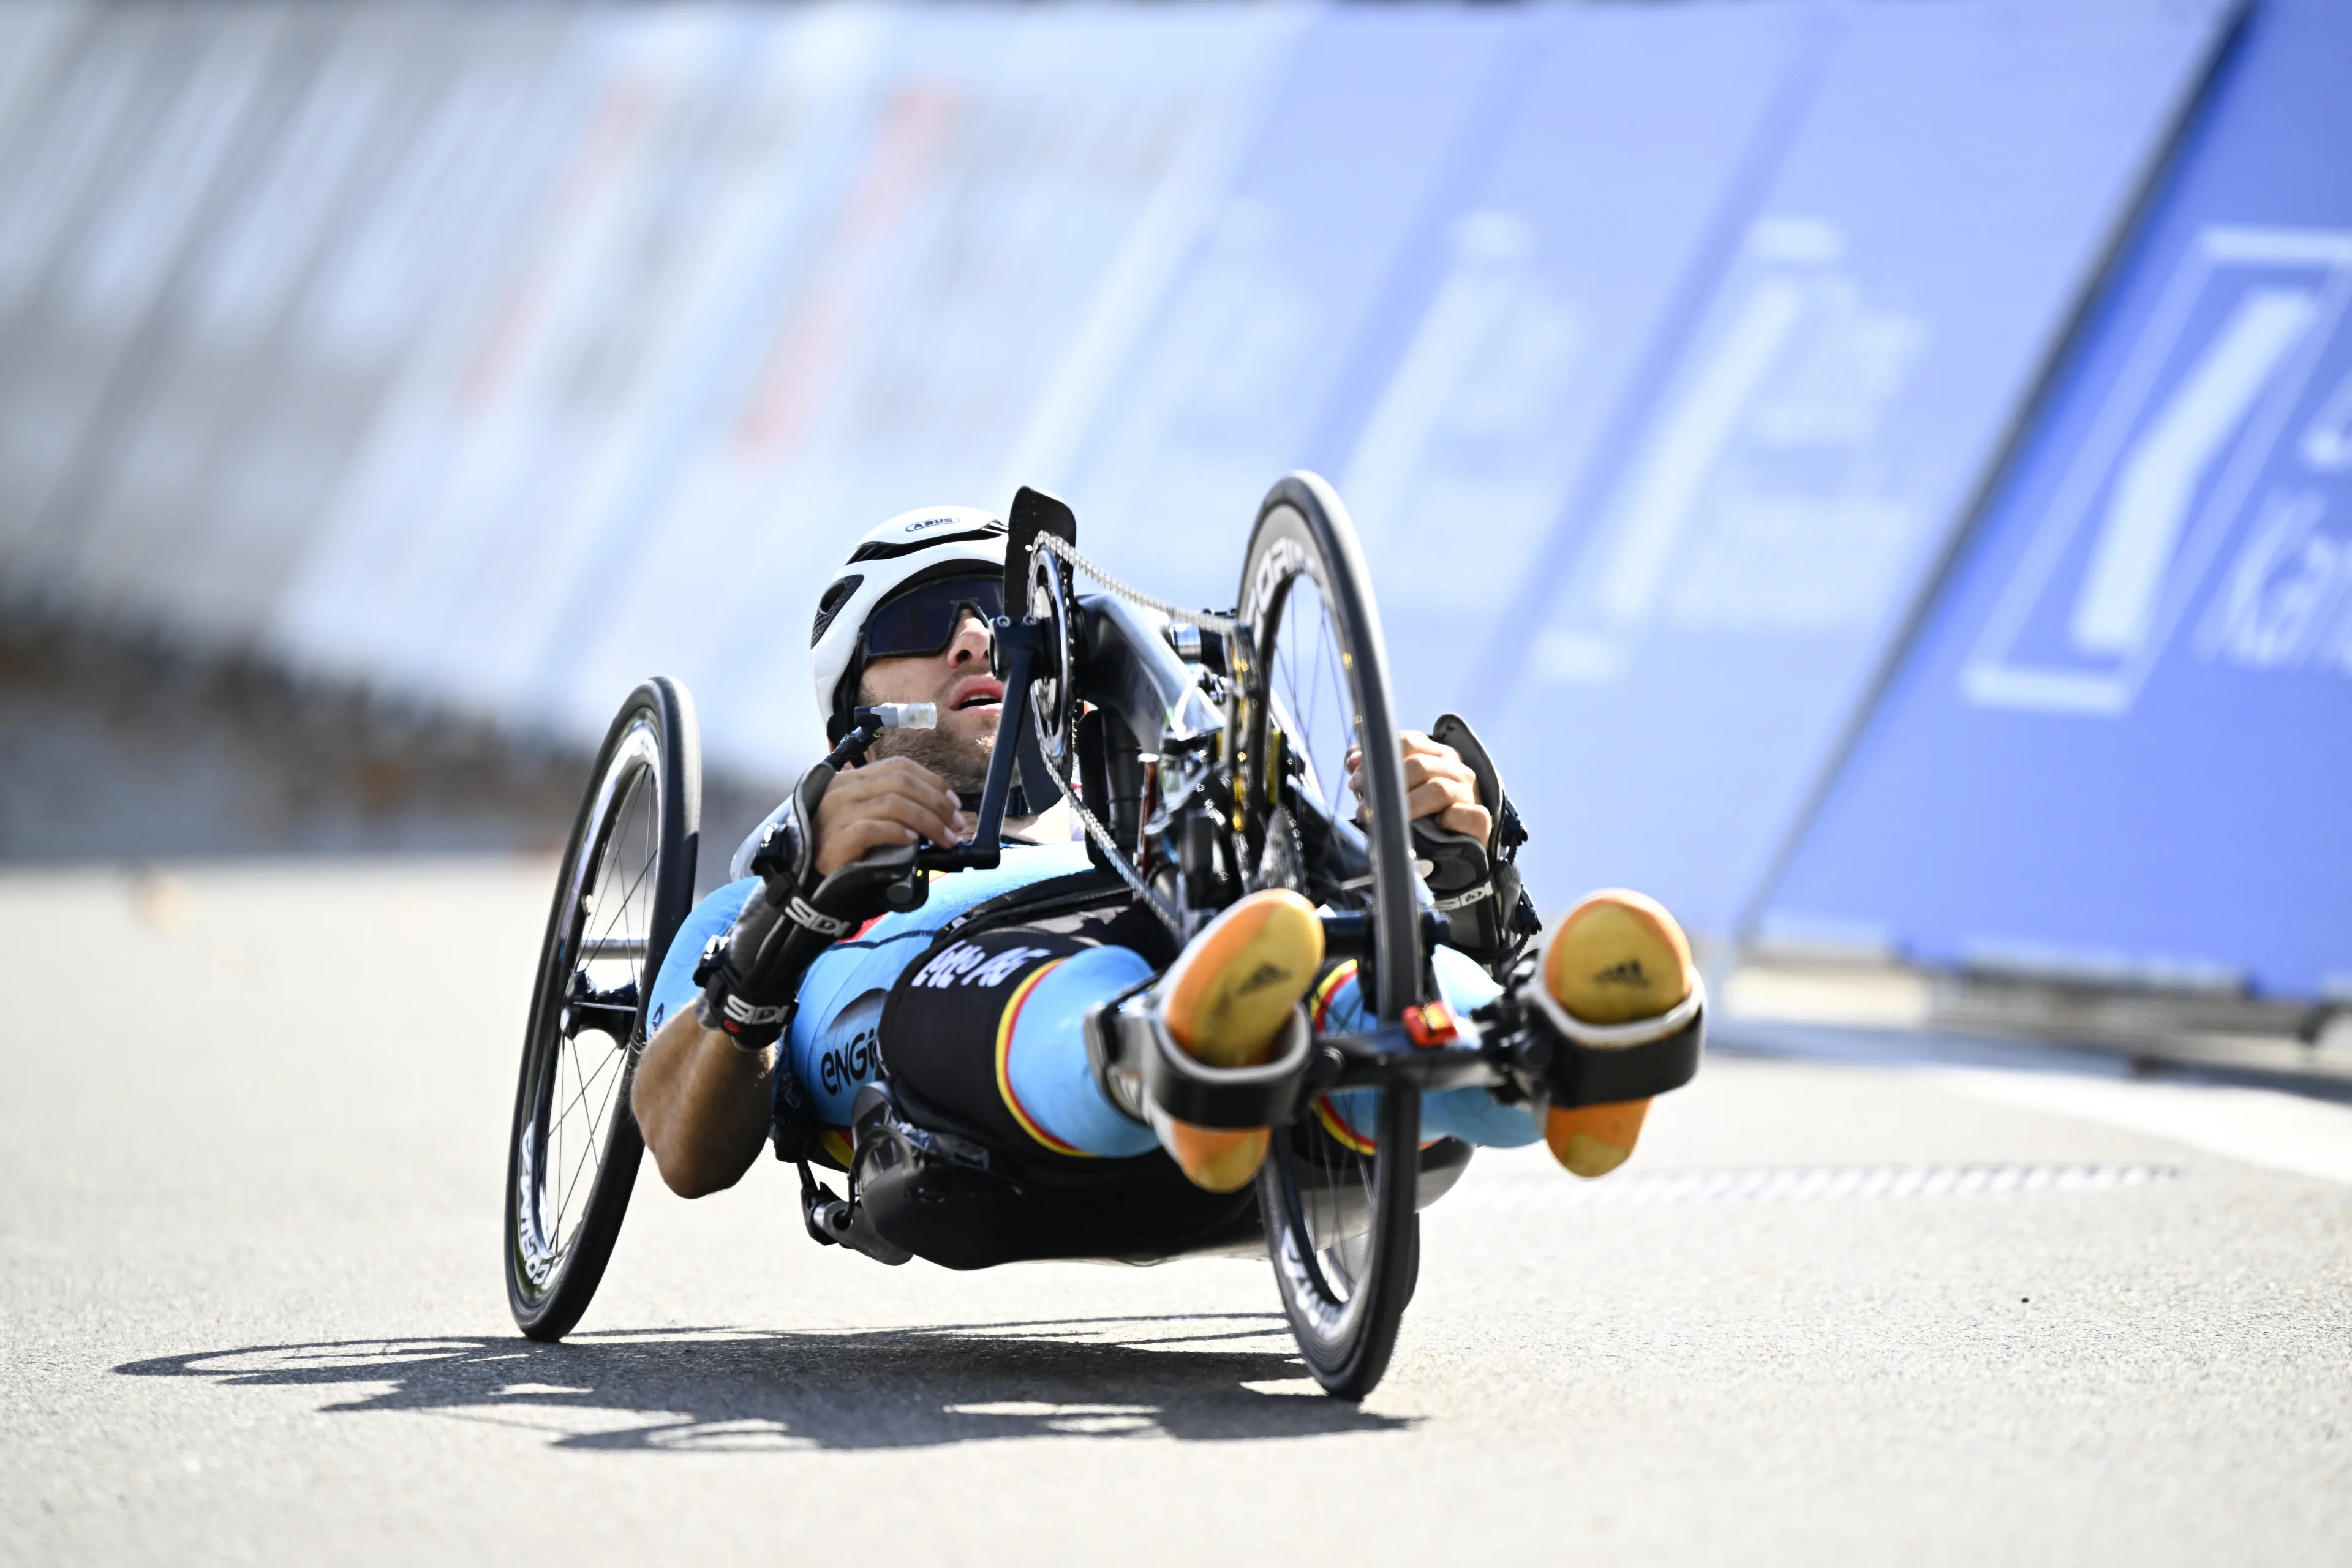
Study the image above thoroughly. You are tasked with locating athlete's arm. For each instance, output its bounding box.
[632,757,964,1197]
[631,1015,777,1198]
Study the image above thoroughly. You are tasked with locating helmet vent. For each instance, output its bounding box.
[850,526,1004,563]
[811,574,863,647]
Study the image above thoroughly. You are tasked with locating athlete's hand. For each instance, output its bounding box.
[1346,733,1491,843]
[813,756,965,875]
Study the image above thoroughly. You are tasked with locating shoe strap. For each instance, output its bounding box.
[1529,973,1706,1050]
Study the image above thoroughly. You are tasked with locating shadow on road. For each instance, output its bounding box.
[115,1315,1411,1449]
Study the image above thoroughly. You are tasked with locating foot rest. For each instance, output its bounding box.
[1532,978,1706,1107]
[1088,1001,1314,1130]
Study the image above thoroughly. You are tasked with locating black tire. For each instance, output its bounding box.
[505,678,700,1340]
[1237,472,1425,1400]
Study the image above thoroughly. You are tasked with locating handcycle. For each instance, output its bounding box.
[502,472,1703,1399]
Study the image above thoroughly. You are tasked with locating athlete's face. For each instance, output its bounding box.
[856,608,1000,794]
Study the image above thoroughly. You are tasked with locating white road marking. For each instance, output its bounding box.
[1450,1162,2180,1210]
[1922,1067,2352,1186]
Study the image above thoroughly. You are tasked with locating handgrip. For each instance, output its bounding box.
[842,839,925,916]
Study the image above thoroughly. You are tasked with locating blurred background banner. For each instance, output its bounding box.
[1766,0,2352,1001]
[7,0,2339,1003]
[1305,0,1823,722]
[1480,0,2236,941]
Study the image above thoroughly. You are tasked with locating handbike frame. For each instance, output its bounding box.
[846,486,1700,1139]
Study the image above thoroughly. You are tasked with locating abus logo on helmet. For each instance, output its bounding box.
[903,515,965,533]
[1246,537,1310,619]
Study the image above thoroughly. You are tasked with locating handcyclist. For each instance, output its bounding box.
[630,505,1698,1204]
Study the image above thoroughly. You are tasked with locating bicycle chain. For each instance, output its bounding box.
[1042,762,1185,937]
[1031,535,1247,636]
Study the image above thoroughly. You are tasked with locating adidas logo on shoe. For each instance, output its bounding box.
[1537,889,1695,1180]
[1151,890,1325,1191]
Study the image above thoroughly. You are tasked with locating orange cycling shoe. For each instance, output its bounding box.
[1148,888,1325,1192]
[1532,889,1697,1178]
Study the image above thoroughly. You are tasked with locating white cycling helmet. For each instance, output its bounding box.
[809,504,1008,742]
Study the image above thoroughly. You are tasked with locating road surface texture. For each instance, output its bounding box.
[4,858,2347,1566]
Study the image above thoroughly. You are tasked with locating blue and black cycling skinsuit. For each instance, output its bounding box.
[647,842,1545,1176]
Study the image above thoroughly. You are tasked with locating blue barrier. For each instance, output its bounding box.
[1061,2,1517,620]
[0,0,2252,933]
[1460,0,2233,939]
[1767,0,2352,1000]
[1304,1,1820,733]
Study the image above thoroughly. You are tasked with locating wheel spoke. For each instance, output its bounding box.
[584,772,658,959]
[546,1033,580,1232]
[1315,621,1348,823]
[549,1042,622,1245]
[551,1031,622,1163]
[549,1042,570,1232]
[587,826,654,959]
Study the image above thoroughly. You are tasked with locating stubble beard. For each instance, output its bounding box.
[866,715,993,797]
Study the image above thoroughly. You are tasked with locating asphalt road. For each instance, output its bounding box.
[4,859,2347,1566]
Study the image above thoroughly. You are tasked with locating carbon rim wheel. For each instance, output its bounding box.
[505,677,699,1340]
[1236,472,1425,1400]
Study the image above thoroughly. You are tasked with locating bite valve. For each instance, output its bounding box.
[827,703,940,771]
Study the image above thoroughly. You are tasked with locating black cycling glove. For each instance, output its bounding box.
[695,763,862,1050]
[1412,712,1541,979]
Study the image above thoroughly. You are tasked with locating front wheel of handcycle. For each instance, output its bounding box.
[505,677,701,1340]
[1235,472,1426,1399]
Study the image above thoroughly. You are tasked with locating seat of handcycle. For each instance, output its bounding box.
[843,1075,1474,1272]
[804,867,1476,1270]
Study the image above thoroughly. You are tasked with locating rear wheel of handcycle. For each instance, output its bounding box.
[1235,472,1426,1400]
[505,677,701,1340]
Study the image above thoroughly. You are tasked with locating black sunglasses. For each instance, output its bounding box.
[861,575,1004,662]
